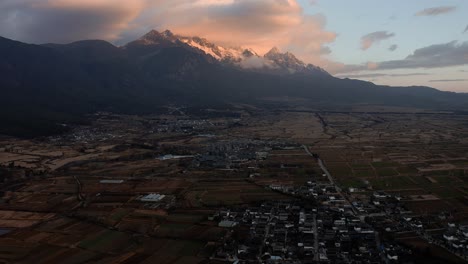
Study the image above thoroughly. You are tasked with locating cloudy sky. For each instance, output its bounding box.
[1,0,467,92]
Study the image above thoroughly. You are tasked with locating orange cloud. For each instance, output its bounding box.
[0,0,337,69]
[136,0,336,65]
[0,0,146,43]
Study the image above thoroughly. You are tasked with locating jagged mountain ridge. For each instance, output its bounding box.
[127,30,329,76]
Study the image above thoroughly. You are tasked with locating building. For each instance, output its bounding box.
[100,179,124,184]
[219,220,238,228]
[140,193,165,202]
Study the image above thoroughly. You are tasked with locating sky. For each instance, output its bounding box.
[0,0,467,92]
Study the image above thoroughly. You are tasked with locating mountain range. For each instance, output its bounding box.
[1,30,467,137]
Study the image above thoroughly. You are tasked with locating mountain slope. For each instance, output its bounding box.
[0,32,467,137]
[126,30,329,76]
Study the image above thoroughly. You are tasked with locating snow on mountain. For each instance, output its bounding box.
[130,30,329,76]
[133,29,179,45]
[178,36,262,65]
[264,47,329,75]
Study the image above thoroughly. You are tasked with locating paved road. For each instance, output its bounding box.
[302,145,340,192]
[313,213,319,262]
[257,206,274,261]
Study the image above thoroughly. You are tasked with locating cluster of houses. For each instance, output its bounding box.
[151,119,219,133]
[214,170,468,263]
[189,144,467,263]
[442,223,468,256]
[194,140,298,169]
[213,198,384,263]
[137,193,175,209]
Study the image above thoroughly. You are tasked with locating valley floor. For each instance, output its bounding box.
[1,107,468,263]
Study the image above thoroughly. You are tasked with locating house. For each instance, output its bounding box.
[100,179,124,184]
[140,193,165,202]
[387,253,398,261]
[443,234,457,241]
[219,220,238,228]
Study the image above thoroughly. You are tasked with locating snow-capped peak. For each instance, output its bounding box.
[178,35,254,62]
[136,29,178,45]
[266,47,281,56]
[131,29,330,76]
[161,29,174,38]
[242,48,258,57]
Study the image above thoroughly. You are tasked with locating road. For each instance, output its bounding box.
[73,175,84,202]
[302,145,340,192]
[302,145,359,216]
[313,213,319,262]
[257,206,274,262]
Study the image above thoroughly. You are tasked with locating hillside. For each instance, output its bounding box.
[0,31,467,137]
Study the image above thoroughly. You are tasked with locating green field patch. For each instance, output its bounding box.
[370,176,415,190]
[201,191,243,205]
[449,159,468,166]
[424,170,451,176]
[338,178,367,189]
[453,169,466,177]
[376,167,399,177]
[408,176,431,186]
[196,227,226,241]
[455,170,468,183]
[240,193,291,203]
[350,162,371,169]
[166,214,205,223]
[429,175,455,185]
[372,161,399,168]
[151,239,204,260]
[460,185,468,192]
[155,223,194,237]
[427,160,446,165]
[240,188,270,193]
[109,208,131,222]
[428,187,465,199]
[327,163,352,177]
[173,256,204,264]
[79,230,129,252]
[176,240,204,256]
[352,168,375,178]
[397,166,419,174]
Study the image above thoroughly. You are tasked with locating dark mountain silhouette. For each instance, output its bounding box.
[1,31,467,137]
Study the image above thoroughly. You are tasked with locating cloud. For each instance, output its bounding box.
[464,25,468,33]
[239,56,276,69]
[377,41,468,70]
[0,0,146,43]
[388,44,398,52]
[415,6,456,16]
[136,0,336,61]
[360,31,395,50]
[336,73,429,79]
[430,79,468,82]
[0,0,336,67]
[338,41,468,73]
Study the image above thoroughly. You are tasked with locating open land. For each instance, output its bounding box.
[1,106,468,263]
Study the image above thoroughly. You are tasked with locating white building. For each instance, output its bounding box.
[140,193,165,202]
